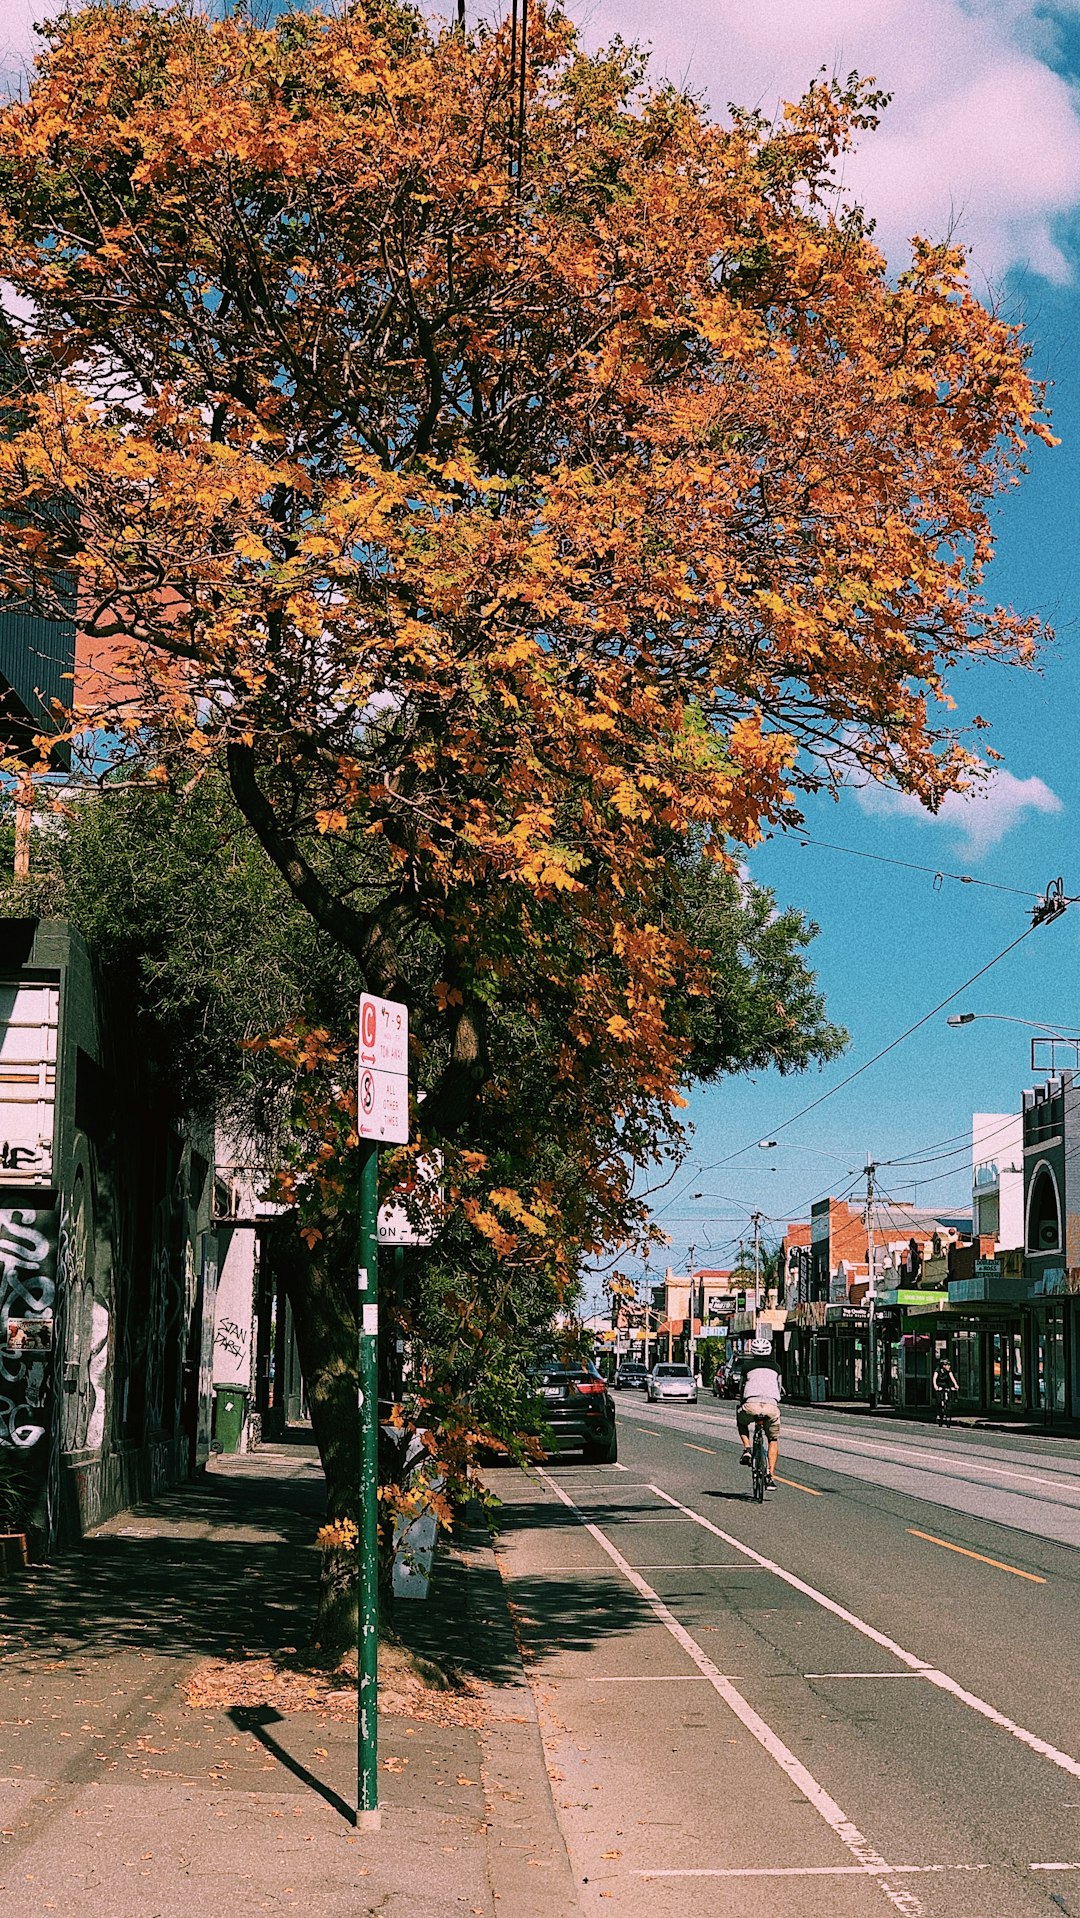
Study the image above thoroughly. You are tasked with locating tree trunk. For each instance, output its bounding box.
[262,1213,359,1655]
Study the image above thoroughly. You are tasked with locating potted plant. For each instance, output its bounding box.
[0,1451,36,1575]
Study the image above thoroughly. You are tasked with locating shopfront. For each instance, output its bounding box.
[874,1290,949,1409]
[826,1305,870,1399]
[1031,1297,1068,1421]
[785,1302,829,1400]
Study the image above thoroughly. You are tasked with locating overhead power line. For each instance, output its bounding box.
[654,913,1052,1223]
[795,833,1041,900]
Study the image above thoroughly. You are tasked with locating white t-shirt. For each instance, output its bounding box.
[739,1363,782,1405]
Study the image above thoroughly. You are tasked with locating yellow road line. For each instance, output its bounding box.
[685,1443,716,1455]
[907,1528,1045,1583]
[773,1474,822,1496]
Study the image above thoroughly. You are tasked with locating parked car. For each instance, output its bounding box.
[531,1359,619,1463]
[614,1362,649,1390]
[647,1363,698,1404]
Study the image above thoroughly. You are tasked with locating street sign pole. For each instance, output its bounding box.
[355,990,410,1832]
[357,1134,380,1830]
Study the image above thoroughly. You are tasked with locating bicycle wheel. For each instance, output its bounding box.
[751,1424,767,1502]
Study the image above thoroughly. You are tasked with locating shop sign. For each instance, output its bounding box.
[826,1305,869,1323]
[791,1301,828,1329]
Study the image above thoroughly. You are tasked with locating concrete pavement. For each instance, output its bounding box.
[0,1442,580,1918]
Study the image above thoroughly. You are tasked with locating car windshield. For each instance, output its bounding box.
[655,1365,691,1378]
[530,1360,600,1380]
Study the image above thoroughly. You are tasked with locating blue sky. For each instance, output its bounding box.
[573,1,1080,1279]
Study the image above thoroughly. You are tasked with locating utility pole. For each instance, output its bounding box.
[641,1255,652,1373]
[864,1156,878,1411]
[751,1211,762,1318]
[687,1244,696,1378]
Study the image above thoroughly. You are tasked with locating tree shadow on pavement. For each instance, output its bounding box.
[0,1456,327,1674]
[0,1533,321,1672]
[498,1571,653,1666]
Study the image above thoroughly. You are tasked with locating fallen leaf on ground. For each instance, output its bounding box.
[183,1642,485,1728]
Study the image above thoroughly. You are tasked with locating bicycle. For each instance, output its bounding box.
[750,1416,770,1502]
[935,1389,954,1430]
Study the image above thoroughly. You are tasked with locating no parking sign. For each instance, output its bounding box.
[357,993,409,1143]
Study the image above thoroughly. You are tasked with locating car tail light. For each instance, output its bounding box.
[572,1379,606,1396]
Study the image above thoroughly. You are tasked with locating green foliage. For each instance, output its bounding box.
[54,777,364,1128]
[668,856,847,1080]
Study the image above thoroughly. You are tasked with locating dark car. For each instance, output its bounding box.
[531,1360,619,1463]
[614,1362,649,1390]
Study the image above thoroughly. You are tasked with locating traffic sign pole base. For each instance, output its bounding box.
[355,1807,382,1832]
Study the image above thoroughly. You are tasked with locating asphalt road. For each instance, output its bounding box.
[492,1399,1080,1918]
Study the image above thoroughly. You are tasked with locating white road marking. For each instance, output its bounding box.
[648,1482,1080,1784]
[803,1673,928,1681]
[538,1469,923,1915]
[1031,1862,1080,1870]
[637,1865,989,1879]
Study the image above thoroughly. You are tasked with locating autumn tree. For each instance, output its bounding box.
[0,1,1052,1630]
[26,775,841,1635]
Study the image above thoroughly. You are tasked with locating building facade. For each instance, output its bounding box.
[0,918,217,1548]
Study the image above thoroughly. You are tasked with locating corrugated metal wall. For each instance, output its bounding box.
[0,602,76,725]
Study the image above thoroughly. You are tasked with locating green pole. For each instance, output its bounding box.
[357,1137,380,1829]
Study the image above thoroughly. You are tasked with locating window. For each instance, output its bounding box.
[975,1192,1000,1239]
[1027,1162,1062,1253]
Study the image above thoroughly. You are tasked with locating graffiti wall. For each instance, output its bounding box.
[0,1204,59,1451]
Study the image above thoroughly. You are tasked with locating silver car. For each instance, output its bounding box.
[647,1363,698,1404]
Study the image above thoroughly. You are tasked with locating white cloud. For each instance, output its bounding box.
[854,766,1064,852]
[581,0,1080,281]
[0,0,41,92]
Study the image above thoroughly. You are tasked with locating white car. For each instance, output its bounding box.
[647,1363,698,1404]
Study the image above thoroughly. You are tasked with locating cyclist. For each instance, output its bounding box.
[933,1354,959,1427]
[735,1337,783,1486]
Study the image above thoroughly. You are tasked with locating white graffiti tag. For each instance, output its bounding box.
[0,1207,58,1450]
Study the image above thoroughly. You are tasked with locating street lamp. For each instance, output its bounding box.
[946,1011,1080,1070]
[946,1012,1080,1033]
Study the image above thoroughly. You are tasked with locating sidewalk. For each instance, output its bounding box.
[0,1444,580,1918]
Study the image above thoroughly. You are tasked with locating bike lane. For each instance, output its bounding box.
[490,1421,1080,1918]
